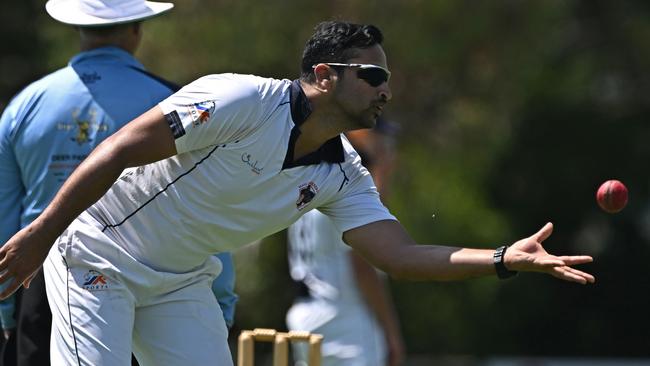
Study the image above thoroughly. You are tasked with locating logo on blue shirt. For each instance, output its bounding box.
[64,109,109,145]
[80,71,101,84]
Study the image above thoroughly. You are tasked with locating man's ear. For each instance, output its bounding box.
[312,64,337,91]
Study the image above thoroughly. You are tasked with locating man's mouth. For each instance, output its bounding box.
[374,104,384,116]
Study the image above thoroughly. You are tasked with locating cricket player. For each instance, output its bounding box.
[0,20,595,366]
[286,122,404,366]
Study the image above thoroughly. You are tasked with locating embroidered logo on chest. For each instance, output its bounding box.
[296,181,319,210]
[241,152,264,175]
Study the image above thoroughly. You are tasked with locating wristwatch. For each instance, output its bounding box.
[493,245,518,279]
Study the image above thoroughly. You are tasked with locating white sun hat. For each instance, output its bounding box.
[45,0,174,27]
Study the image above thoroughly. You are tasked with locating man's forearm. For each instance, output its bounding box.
[385,245,495,281]
[33,106,176,241]
[345,221,496,281]
[33,138,130,241]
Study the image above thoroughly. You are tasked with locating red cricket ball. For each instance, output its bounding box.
[596,180,628,213]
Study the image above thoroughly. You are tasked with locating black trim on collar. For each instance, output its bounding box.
[282,80,345,169]
[289,79,312,127]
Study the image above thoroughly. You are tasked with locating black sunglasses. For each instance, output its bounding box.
[313,63,391,87]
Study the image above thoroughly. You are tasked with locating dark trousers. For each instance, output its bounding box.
[0,269,51,366]
[0,330,15,366]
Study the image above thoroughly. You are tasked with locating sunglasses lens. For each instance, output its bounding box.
[357,68,389,87]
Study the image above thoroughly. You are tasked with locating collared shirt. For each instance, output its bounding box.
[0,47,180,329]
[84,74,396,273]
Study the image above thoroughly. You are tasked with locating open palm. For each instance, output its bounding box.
[506,222,595,284]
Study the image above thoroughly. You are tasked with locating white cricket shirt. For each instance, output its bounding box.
[85,74,395,272]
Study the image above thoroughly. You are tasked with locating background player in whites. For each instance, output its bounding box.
[287,119,405,366]
[0,20,595,366]
[0,1,237,364]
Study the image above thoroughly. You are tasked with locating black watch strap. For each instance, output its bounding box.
[494,245,518,279]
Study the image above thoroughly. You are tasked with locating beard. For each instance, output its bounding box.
[332,84,386,130]
[337,100,381,130]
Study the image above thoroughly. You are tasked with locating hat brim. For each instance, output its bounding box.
[46,1,173,27]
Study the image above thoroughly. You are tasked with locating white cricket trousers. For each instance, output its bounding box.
[43,220,233,366]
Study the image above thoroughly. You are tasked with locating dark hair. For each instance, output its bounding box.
[300,21,384,82]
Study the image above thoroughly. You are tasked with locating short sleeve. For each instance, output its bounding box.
[318,165,396,234]
[0,108,23,244]
[158,74,264,154]
[0,106,22,330]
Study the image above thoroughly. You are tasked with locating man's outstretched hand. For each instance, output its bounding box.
[0,224,54,299]
[506,222,595,284]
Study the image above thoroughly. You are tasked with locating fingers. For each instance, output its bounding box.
[562,265,595,283]
[531,222,554,243]
[0,267,11,286]
[538,259,565,267]
[557,255,593,265]
[0,277,20,300]
[23,271,38,289]
[551,265,596,284]
[0,251,8,274]
[0,267,38,299]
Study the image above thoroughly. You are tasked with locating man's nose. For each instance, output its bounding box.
[378,82,392,102]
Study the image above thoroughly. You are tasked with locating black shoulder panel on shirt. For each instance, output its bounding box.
[127,66,181,92]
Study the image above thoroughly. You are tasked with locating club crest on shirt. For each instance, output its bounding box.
[189,100,216,126]
[73,120,92,145]
[62,109,108,145]
[82,270,110,291]
[296,181,319,210]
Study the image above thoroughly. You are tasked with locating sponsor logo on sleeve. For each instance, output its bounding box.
[189,101,216,126]
[296,181,319,210]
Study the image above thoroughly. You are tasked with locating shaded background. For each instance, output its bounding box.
[1,0,649,364]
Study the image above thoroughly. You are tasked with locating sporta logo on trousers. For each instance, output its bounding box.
[82,270,110,291]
